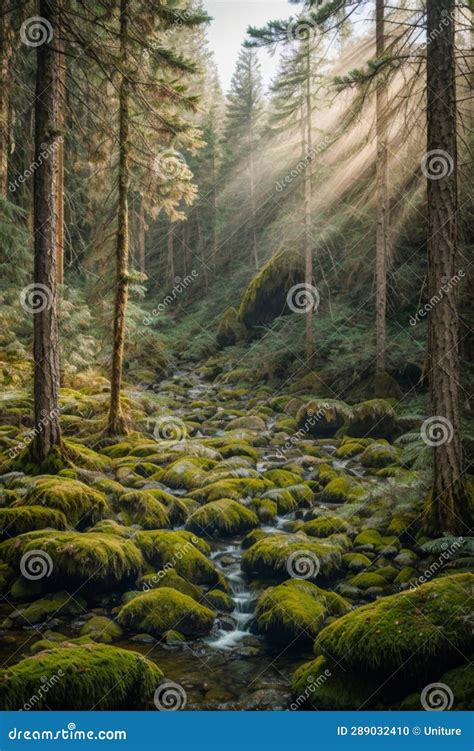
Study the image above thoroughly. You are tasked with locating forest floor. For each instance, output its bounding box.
[0,362,472,710]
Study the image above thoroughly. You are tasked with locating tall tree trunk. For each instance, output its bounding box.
[248,127,259,270]
[137,195,146,274]
[56,5,65,285]
[31,0,62,464]
[304,41,314,365]
[0,1,13,197]
[424,0,472,534]
[167,226,175,282]
[107,0,130,435]
[374,0,390,393]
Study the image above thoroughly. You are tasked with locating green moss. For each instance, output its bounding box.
[399,663,474,710]
[190,477,272,503]
[394,566,416,585]
[201,589,234,612]
[185,498,258,538]
[321,477,360,504]
[145,488,190,525]
[296,399,352,438]
[317,463,338,486]
[216,307,244,348]
[334,440,370,459]
[80,615,124,644]
[302,516,350,538]
[17,476,108,528]
[0,643,163,709]
[0,506,67,539]
[263,469,302,486]
[117,491,169,530]
[118,587,215,638]
[255,579,351,642]
[140,568,202,600]
[348,572,388,589]
[291,655,383,710]
[160,457,214,490]
[226,415,266,432]
[9,591,87,626]
[360,442,400,469]
[250,498,278,523]
[241,533,342,580]
[316,573,473,680]
[346,399,397,440]
[353,528,399,552]
[241,528,267,549]
[136,530,217,585]
[92,477,125,501]
[342,552,372,572]
[1,530,143,590]
[63,439,112,472]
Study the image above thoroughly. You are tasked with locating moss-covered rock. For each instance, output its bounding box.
[241,533,342,581]
[301,516,350,538]
[255,579,350,643]
[360,442,400,469]
[291,655,382,710]
[226,415,266,432]
[399,663,474,710]
[321,477,360,504]
[140,568,202,600]
[345,399,397,440]
[0,643,163,709]
[342,552,372,572]
[249,498,278,523]
[216,307,244,348]
[80,615,124,644]
[8,591,87,626]
[241,528,267,549]
[348,572,389,590]
[118,587,215,638]
[136,530,217,585]
[0,506,67,539]
[1,530,143,590]
[316,573,473,680]
[185,498,258,538]
[296,399,352,438]
[17,477,108,528]
[201,589,234,612]
[353,528,399,553]
[334,440,370,459]
[117,490,169,530]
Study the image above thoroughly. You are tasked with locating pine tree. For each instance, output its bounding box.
[222,47,264,269]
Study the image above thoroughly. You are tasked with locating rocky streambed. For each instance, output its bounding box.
[0,369,472,710]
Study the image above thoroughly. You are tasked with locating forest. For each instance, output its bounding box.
[0,0,472,713]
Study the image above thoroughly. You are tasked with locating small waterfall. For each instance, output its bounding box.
[207,548,257,650]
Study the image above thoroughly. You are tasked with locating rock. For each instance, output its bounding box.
[9,592,87,626]
[118,587,215,638]
[242,533,343,581]
[186,498,258,538]
[226,415,266,432]
[79,615,123,644]
[345,399,398,441]
[296,399,352,438]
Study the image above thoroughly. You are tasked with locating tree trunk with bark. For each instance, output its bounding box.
[374,0,390,394]
[167,226,175,282]
[423,0,473,535]
[137,195,146,274]
[304,41,314,365]
[107,0,130,436]
[30,0,62,466]
[56,6,65,285]
[0,0,13,197]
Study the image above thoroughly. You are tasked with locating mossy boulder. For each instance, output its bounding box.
[118,588,214,638]
[334,440,370,459]
[291,655,382,710]
[360,442,400,469]
[140,568,202,600]
[316,573,473,681]
[321,477,360,503]
[348,572,389,590]
[17,477,108,528]
[216,307,244,348]
[160,458,211,490]
[186,499,258,538]
[353,528,399,553]
[342,552,372,572]
[0,643,163,709]
[0,506,67,539]
[136,530,218,585]
[80,615,124,644]
[302,516,350,538]
[399,663,474,710]
[201,589,234,612]
[241,533,342,581]
[296,399,352,438]
[226,415,266,432]
[255,579,350,643]
[242,528,267,549]
[8,591,87,626]
[117,491,169,530]
[249,498,278,523]
[1,530,144,590]
[345,399,397,440]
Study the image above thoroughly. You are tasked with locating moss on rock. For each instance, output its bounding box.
[80,615,124,644]
[0,506,67,539]
[118,587,214,638]
[117,491,169,530]
[17,477,108,528]
[0,643,163,709]
[185,498,258,538]
[241,533,342,580]
[315,573,473,680]
[346,399,397,440]
[296,399,352,438]
[255,579,350,643]
[302,516,350,538]
[136,530,217,585]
